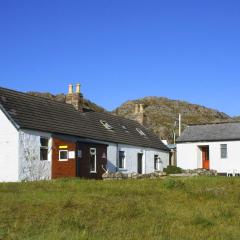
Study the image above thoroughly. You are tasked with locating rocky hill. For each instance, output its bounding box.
[27,92,236,143]
[113,97,233,142]
[27,92,106,113]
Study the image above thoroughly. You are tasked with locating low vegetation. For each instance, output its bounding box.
[163,165,183,175]
[0,177,240,240]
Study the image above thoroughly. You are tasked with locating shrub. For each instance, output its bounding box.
[163,165,183,175]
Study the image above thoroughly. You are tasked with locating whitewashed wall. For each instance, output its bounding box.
[177,141,240,174]
[107,143,169,174]
[0,109,19,182]
[19,129,52,181]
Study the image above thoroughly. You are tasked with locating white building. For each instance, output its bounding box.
[177,122,240,175]
[0,85,169,182]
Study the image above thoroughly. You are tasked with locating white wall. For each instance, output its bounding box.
[19,129,52,181]
[0,109,19,182]
[177,141,240,174]
[107,143,169,174]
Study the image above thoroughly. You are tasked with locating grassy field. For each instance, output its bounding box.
[0,177,240,240]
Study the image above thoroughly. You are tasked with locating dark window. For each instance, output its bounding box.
[118,151,125,169]
[40,137,49,161]
[154,155,159,170]
[59,150,68,161]
[221,144,228,159]
[90,148,96,173]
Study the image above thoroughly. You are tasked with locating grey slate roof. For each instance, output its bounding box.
[0,87,169,151]
[177,122,240,143]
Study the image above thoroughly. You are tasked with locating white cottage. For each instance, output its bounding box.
[177,122,240,176]
[0,85,169,182]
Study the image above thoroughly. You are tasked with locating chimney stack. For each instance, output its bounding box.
[134,103,145,125]
[66,83,84,112]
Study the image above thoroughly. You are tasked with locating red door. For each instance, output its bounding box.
[202,146,210,169]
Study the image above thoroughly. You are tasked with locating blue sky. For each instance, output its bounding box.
[0,0,240,116]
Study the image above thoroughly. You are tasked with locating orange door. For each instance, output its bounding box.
[202,147,210,169]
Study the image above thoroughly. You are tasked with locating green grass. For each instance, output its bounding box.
[0,177,240,240]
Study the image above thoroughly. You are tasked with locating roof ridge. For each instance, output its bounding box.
[0,86,77,108]
[188,121,240,126]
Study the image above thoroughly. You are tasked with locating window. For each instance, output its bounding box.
[118,151,125,169]
[90,148,97,173]
[100,120,114,130]
[59,150,68,161]
[221,144,228,159]
[136,128,146,136]
[40,137,49,161]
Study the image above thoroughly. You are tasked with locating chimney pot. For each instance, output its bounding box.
[76,83,81,93]
[139,104,144,113]
[68,84,73,94]
[135,104,139,114]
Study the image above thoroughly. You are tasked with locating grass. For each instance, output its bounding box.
[0,177,240,240]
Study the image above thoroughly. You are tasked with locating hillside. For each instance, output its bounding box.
[113,97,233,142]
[27,92,106,113]
[27,92,235,143]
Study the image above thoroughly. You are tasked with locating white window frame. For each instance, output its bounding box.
[90,148,97,173]
[59,150,69,161]
[40,137,49,161]
[118,151,126,169]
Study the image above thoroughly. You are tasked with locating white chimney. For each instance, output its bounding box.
[68,84,73,94]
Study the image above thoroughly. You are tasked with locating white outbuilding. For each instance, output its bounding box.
[176,122,240,176]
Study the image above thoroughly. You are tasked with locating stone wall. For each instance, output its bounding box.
[19,130,51,181]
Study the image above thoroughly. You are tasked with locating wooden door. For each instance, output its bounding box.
[137,153,143,174]
[202,146,210,170]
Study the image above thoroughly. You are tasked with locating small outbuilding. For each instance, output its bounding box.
[176,122,240,175]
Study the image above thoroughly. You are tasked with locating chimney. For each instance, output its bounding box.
[134,103,145,125]
[66,83,84,112]
[68,84,73,94]
[76,83,81,93]
[135,104,139,114]
[139,104,144,114]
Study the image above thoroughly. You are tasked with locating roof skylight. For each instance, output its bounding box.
[100,120,114,130]
[136,128,146,136]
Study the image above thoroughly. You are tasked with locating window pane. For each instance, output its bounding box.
[221,144,227,158]
[40,148,48,161]
[59,151,68,160]
[40,138,48,147]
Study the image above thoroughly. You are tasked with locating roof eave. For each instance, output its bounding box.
[177,138,240,143]
[0,104,20,130]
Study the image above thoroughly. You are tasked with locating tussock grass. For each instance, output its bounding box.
[0,177,240,240]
